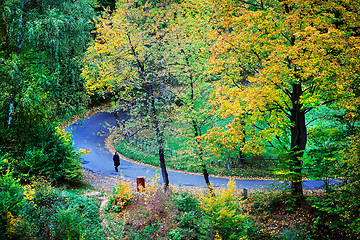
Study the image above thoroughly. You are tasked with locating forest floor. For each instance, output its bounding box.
[81,168,326,239]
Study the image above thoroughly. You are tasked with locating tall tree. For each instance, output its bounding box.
[83,0,176,190]
[205,0,360,198]
[3,0,96,119]
[165,0,215,190]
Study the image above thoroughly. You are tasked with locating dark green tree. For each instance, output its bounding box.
[3,0,96,119]
[0,0,96,183]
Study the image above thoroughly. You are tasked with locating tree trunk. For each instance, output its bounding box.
[290,83,306,197]
[159,146,169,191]
[192,120,213,191]
[181,50,213,191]
[202,164,212,190]
[149,86,170,190]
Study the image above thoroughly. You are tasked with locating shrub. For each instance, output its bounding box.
[172,191,200,213]
[48,192,104,240]
[169,191,202,240]
[308,133,360,240]
[309,184,360,240]
[200,179,258,240]
[124,189,179,239]
[52,205,86,239]
[0,171,24,239]
[5,124,84,185]
[168,211,201,240]
[8,178,105,240]
[107,176,134,212]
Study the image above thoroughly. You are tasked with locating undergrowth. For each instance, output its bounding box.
[0,171,104,239]
[105,176,259,240]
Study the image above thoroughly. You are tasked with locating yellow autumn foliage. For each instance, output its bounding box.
[203,0,359,162]
[201,179,251,239]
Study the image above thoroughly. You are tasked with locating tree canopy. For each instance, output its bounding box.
[203,0,360,196]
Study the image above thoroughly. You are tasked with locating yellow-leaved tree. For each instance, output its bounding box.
[204,0,360,197]
[164,0,215,190]
[82,0,177,190]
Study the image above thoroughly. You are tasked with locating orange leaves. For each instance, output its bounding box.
[202,0,359,159]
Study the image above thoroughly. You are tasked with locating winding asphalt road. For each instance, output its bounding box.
[66,112,328,190]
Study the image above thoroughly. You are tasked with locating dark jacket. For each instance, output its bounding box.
[113,154,120,166]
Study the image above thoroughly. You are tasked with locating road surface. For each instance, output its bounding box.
[66,112,328,190]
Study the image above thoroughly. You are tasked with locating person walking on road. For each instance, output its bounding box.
[113,151,120,172]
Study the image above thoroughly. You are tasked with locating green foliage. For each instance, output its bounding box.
[301,107,351,185]
[308,133,360,239]
[0,0,96,187]
[52,205,87,239]
[172,191,199,213]
[0,171,24,239]
[169,191,202,239]
[1,124,83,184]
[48,191,103,240]
[22,125,83,183]
[0,55,55,149]
[309,186,359,240]
[201,179,258,239]
[1,177,105,239]
[3,0,95,118]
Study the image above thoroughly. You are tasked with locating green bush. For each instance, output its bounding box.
[308,133,360,240]
[0,177,105,240]
[200,179,258,240]
[309,184,360,240]
[169,191,202,240]
[0,171,24,239]
[4,124,84,184]
[52,205,87,239]
[172,191,200,213]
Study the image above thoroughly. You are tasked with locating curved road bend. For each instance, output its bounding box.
[66,112,328,190]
